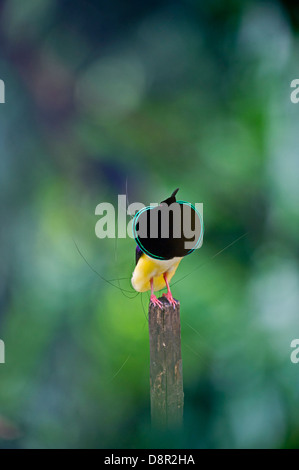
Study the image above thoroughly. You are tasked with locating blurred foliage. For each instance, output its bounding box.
[0,0,299,449]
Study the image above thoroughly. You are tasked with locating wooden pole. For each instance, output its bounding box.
[148,296,184,428]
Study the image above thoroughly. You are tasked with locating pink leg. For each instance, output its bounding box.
[162,273,178,308]
[150,278,163,308]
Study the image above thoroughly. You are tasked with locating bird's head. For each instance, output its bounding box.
[160,188,179,206]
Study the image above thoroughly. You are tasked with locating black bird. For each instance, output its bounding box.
[131,189,202,308]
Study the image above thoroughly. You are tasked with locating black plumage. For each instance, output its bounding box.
[133,189,202,261]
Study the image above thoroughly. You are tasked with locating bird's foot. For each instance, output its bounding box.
[150,295,163,309]
[162,292,178,309]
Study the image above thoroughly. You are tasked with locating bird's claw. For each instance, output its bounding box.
[162,292,178,309]
[150,295,163,309]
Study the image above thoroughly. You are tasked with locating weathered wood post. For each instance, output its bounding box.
[148,296,184,428]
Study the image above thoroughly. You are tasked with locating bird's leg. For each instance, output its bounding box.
[162,273,178,308]
[150,278,163,308]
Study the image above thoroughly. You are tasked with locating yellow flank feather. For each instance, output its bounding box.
[131,253,182,293]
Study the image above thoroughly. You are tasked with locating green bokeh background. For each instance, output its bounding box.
[0,0,299,449]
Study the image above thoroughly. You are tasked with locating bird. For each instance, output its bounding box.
[131,188,202,308]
